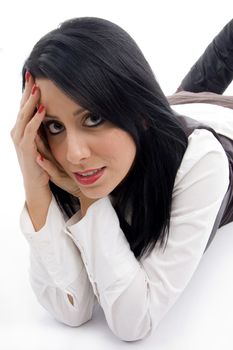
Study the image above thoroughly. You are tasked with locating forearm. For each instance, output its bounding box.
[26,189,74,304]
[25,187,52,231]
[28,251,96,326]
[20,196,97,326]
[66,197,152,341]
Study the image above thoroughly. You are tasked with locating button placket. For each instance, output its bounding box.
[74,239,93,279]
[92,281,100,303]
[67,229,98,298]
[64,227,73,238]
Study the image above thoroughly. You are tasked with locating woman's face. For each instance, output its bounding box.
[36,79,136,199]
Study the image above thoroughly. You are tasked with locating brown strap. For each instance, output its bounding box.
[167,91,233,110]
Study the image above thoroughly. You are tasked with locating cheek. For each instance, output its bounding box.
[104,131,136,166]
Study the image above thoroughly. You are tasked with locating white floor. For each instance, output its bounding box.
[1,3,233,349]
[1,218,233,350]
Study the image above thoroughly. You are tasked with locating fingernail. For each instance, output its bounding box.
[25,71,31,83]
[38,105,45,113]
[39,155,44,161]
[31,84,38,95]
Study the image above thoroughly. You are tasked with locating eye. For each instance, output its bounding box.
[84,113,104,127]
[44,121,64,135]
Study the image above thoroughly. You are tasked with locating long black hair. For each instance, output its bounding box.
[22,17,188,260]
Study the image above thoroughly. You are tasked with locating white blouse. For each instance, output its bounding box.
[20,104,231,342]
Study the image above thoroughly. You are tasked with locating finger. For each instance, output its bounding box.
[36,155,82,198]
[14,85,42,143]
[11,72,35,140]
[37,123,50,148]
[35,131,65,172]
[36,154,66,186]
[35,133,49,156]
[19,71,35,109]
[18,83,40,123]
[19,105,46,152]
[35,132,69,175]
[35,133,55,163]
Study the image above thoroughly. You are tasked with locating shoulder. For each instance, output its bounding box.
[173,128,229,201]
[172,102,233,140]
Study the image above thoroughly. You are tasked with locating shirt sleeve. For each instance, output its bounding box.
[65,129,230,341]
[20,194,97,327]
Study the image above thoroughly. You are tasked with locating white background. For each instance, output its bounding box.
[0,1,233,349]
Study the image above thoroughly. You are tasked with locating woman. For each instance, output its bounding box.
[11,17,233,341]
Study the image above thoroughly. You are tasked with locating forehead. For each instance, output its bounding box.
[35,78,72,103]
[35,78,86,116]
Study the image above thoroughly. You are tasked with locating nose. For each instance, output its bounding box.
[66,133,91,164]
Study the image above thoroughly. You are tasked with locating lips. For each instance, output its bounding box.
[74,167,106,185]
[76,167,104,175]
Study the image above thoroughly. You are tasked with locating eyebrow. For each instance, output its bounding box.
[44,107,88,119]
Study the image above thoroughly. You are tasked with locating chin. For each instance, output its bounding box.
[81,182,119,199]
[80,188,110,199]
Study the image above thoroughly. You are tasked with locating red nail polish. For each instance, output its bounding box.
[40,155,44,161]
[38,105,45,113]
[25,71,31,82]
[32,84,38,95]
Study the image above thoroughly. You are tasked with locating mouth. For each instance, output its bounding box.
[73,167,106,185]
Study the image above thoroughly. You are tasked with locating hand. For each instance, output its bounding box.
[10,72,51,195]
[36,154,99,216]
[11,71,78,195]
[35,132,99,216]
[11,71,98,216]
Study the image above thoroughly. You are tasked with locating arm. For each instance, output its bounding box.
[177,19,233,94]
[65,129,229,341]
[20,194,97,327]
[12,72,97,326]
[25,187,52,231]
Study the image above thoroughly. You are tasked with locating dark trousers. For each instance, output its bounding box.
[176,19,233,94]
[167,19,233,251]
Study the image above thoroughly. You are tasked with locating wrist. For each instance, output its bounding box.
[25,185,52,204]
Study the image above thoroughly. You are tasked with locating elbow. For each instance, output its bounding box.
[109,311,153,342]
[112,325,152,342]
[55,298,95,328]
[59,313,93,328]
[37,289,96,328]
[57,295,96,328]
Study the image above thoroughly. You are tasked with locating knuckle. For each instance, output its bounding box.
[10,130,18,145]
[10,128,15,138]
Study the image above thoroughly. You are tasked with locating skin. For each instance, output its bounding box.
[35,78,137,200]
